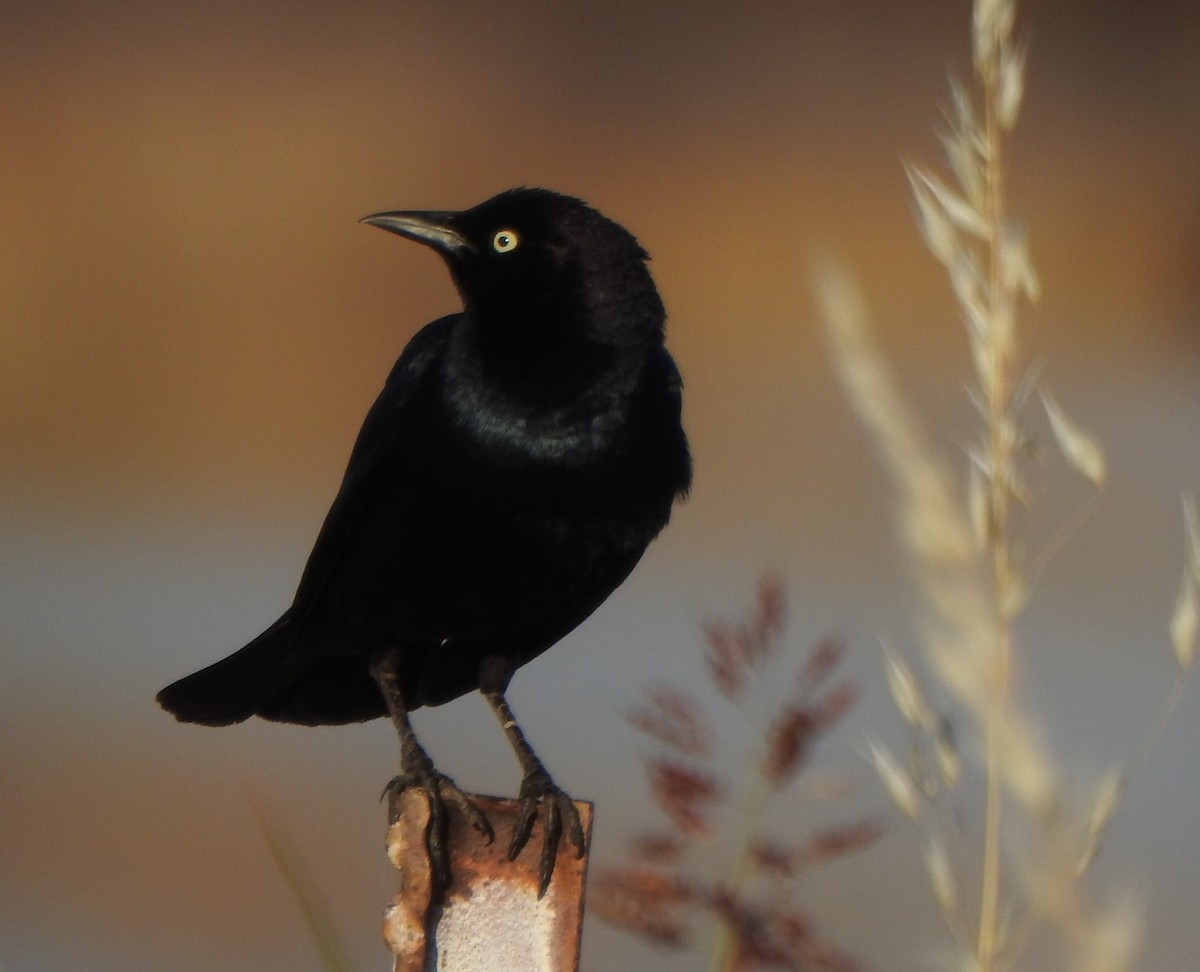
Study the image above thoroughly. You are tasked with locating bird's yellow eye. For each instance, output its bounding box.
[492,229,519,253]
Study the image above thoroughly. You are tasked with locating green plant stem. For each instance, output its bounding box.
[251,802,356,972]
[978,60,1013,972]
[978,629,1010,972]
[711,754,773,971]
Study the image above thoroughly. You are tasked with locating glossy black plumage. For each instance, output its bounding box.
[157,188,691,893]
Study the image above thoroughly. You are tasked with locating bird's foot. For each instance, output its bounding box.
[382,770,494,892]
[508,768,586,898]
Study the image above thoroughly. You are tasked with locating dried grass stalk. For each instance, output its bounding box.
[816,0,1192,969]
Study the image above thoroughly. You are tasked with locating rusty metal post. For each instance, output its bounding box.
[383,790,593,972]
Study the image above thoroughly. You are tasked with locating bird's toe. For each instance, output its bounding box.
[383,769,494,892]
[508,771,586,897]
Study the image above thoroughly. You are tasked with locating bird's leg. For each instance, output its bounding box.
[479,671,586,898]
[370,649,493,893]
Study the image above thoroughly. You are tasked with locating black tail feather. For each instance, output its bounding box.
[158,610,388,727]
[157,612,298,726]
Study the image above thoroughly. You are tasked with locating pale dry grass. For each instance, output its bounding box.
[816,1,1195,970]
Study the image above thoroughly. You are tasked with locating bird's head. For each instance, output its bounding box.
[361,188,664,351]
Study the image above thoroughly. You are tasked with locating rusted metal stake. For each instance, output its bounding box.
[383,789,593,972]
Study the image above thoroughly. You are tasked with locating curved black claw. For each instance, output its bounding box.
[383,771,495,892]
[507,769,586,898]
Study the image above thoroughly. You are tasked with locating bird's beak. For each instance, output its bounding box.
[359,211,476,255]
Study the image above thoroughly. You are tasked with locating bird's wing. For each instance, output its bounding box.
[287,313,456,617]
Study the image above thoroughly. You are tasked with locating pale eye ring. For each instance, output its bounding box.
[492,229,519,253]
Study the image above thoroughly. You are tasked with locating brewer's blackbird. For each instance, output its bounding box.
[157,187,691,895]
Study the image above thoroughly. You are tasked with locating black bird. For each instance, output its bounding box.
[157,188,691,895]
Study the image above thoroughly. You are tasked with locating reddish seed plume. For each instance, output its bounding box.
[648,759,722,839]
[705,577,792,700]
[631,832,687,863]
[628,684,711,755]
[764,679,858,787]
[705,620,746,698]
[796,821,884,868]
[597,582,874,971]
[815,682,859,729]
[764,706,819,786]
[751,839,795,877]
[754,576,787,645]
[820,676,859,729]
[589,867,690,947]
[803,636,846,687]
[711,894,834,971]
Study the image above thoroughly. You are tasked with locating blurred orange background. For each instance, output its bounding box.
[3,2,1199,970]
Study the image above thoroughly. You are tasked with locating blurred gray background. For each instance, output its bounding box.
[3,1,1199,969]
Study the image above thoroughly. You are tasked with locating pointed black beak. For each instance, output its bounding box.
[359,211,476,255]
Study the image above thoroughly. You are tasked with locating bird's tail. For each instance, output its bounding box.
[157,612,300,726]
